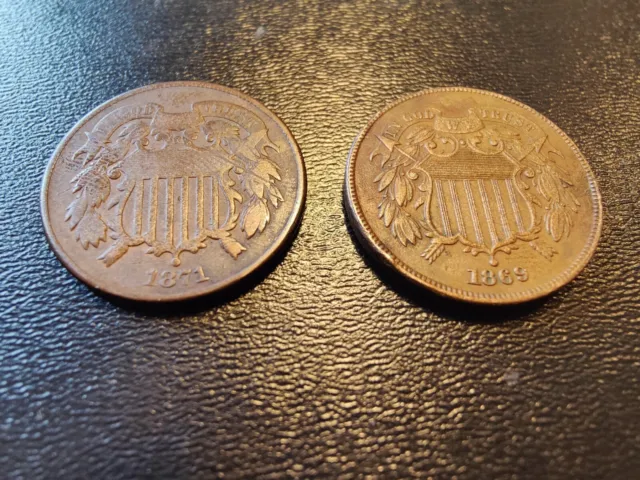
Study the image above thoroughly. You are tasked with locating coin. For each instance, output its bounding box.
[42,82,305,301]
[345,87,602,304]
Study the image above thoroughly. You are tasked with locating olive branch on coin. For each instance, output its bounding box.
[370,128,455,264]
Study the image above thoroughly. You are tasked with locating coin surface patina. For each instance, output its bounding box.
[42,82,305,301]
[345,88,602,304]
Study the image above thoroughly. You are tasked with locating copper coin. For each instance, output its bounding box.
[345,87,602,304]
[42,82,305,301]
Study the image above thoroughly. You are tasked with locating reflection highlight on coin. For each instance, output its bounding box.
[42,82,305,301]
[345,87,602,304]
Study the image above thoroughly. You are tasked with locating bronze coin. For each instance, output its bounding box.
[345,87,602,304]
[42,82,305,301]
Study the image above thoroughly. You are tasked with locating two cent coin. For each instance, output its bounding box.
[42,82,305,301]
[345,87,602,304]
[43,83,601,304]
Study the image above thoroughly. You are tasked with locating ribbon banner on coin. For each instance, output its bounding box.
[370,107,580,266]
[65,101,283,267]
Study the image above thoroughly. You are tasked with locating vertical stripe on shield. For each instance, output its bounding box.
[463,179,484,245]
[203,176,219,231]
[134,180,144,236]
[148,176,158,242]
[180,177,189,243]
[197,175,204,234]
[477,180,499,247]
[491,179,511,239]
[447,180,467,239]
[425,175,533,250]
[434,179,452,237]
[126,176,224,247]
[166,177,174,246]
[212,176,219,230]
[505,178,525,233]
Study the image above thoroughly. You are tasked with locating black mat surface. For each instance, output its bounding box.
[1,0,639,478]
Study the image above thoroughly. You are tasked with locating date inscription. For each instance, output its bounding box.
[145,266,211,288]
[467,267,528,286]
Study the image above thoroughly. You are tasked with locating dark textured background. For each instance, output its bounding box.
[1,0,639,478]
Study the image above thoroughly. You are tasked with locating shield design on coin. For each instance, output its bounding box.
[372,108,579,265]
[420,111,537,266]
[65,101,284,266]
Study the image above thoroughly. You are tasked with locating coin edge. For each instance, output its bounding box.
[41,81,306,302]
[345,87,603,305]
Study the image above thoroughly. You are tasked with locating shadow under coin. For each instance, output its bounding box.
[342,197,550,324]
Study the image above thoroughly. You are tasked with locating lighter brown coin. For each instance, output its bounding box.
[345,87,602,304]
[42,82,305,301]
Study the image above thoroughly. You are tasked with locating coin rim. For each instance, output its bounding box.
[41,81,306,302]
[345,87,603,304]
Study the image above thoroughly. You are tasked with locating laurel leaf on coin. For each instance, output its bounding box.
[394,175,408,206]
[241,199,270,238]
[65,191,88,229]
[267,184,284,207]
[538,169,559,201]
[381,199,396,227]
[545,204,574,242]
[255,158,281,181]
[72,166,111,205]
[391,214,421,246]
[376,168,396,192]
[73,210,107,250]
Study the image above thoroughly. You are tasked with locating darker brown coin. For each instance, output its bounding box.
[345,87,602,304]
[42,82,305,301]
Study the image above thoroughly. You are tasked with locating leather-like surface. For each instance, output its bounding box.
[1,0,638,478]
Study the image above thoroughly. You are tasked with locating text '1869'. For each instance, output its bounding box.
[467,267,528,286]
